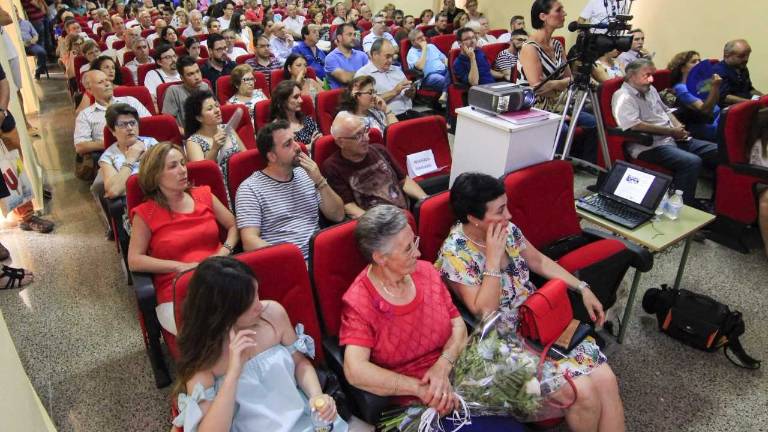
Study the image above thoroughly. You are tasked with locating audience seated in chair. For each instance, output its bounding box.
[182,9,206,38]
[406,29,449,93]
[246,35,283,89]
[612,59,718,207]
[362,13,398,54]
[617,28,651,67]
[184,36,203,61]
[712,39,763,107]
[200,33,235,93]
[124,37,155,85]
[452,27,494,86]
[99,103,158,199]
[667,51,722,142]
[269,22,295,65]
[323,112,427,219]
[748,109,768,258]
[592,48,625,84]
[227,64,268,119]
[337,75,399,133]
[324,23,369,89]
[145,43,182,99]
[292,24,328,80]
[497,15,526,43]
[91,55,124,86]
[493,28,527,82]
[425,12,451,37]
[271,80,322,149]
[127,142,238,335]
[283,53,325,99]
[184,89,245,203]
[435,173,625,432]
[236,120,344,257]
[340,205,525,431]
[356,39,421,121]
[162,56,210,133]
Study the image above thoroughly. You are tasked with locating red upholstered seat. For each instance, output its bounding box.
[447,47,467,119]
[398,38,442,101]
[413,190,454,263]
[488,28,507,39]
[103,114,181,149]
[235,53,255,64]
[169,244,325,363]
[221,103,256,149]
[429,33,455,57]
[480,43,507,72]
[155,82,177,111]
[227,149,266,203]
[384,115,452,184]
[119,66,135,86]
[315,88,343,135]
[270,68,316,93]
[113,85,156,114]
[216,71,270,104]
[137,63,159,86]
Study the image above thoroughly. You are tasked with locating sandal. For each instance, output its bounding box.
[20,215,55,233]
[0,243,8,261]
[0,265,34,290]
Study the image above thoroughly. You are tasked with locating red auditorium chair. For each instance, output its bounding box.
[503,160,652,324]
[155,82,177,111]
[313,128,383,166]
[315,88,343,135]
[126,159,229,387]
[113,85,156,114]
[137,63,159,86]
[168,244,325,363]
[235,53,255,64]
[140,28,154,38]
[216,71,270,104]
[488,28,507,39]
[173,45,186,57]
[708,99,766,253]
[397,39,442,105]
[112,40,126,50]
[253,95,314,130]
[270,67,316,93]
[481,43,508,74]
[221,103,257,149]
[227,144,310,203]
[123,51,136,63]
[429,33,456,57]
[119,66,135,86]
[447,47,467,122]
[384,115,452,193]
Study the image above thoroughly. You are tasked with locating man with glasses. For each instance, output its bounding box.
[323,112,428,219]
[246,35,282,88]
[356,39,419,121]
[325,23,369,89]
[493,29,527,82]
[236,120,345,258]
[293,24,327,79]
[362,13,398,54]
[200,33,235,92]
[407,29,449,94]
[162,56,210,133]
[144,43,182,98]
[182,10,207,38]
[453,27,494,86]
[99,103,158,199]
[124,37,155,84]
[222,29,248,60]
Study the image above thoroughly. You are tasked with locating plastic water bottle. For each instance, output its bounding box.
[311,398,333,432]
[665,190,684,220]
[655,191,669,219]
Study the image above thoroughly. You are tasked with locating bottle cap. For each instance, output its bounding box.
[313,397,327,410]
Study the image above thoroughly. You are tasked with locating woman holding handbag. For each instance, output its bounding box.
[436,172,625,432]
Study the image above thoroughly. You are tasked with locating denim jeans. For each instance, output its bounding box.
[25,43,47,73]
[636,138,718,205]
[422,69,449,93]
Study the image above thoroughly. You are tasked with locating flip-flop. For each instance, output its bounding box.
[0,265,34,290]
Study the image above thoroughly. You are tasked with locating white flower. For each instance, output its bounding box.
[525,378,541,396]
[498,343,510,356]
[477,341,496,360]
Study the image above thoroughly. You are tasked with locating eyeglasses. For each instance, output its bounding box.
[160,53,177,60]
[338,123,371,142]
[213,46,227,52]
[354,89,375,96]
[115,119,138,129]
[461,36,476,42]
[241,76,254,82]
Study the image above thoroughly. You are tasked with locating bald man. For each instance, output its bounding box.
[712,39,763,106]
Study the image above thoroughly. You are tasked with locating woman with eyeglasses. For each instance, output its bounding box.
[145,43,182,99]
[160,26,183,47]
[337,75,398,133]
[270,80,322,149]
[283,53,324,100]
[184,89,245,203]
[99,103,159,199]
[228,64,268,119]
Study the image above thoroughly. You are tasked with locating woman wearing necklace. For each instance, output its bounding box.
[436,173,625,432]
[340,205,525,431]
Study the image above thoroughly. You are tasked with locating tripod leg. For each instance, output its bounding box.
[560,90,589,162]
[588,87,613,170]
[552,87,577,159]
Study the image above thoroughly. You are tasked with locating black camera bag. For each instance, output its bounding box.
[642,284,761,369]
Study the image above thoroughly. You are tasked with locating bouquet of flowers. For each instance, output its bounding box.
[378,312,562,432]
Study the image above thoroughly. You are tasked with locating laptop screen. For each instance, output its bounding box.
[600,161,671,211]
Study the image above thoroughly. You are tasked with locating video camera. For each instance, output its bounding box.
[567,15,634,83]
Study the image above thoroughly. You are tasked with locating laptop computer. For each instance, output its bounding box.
[576,161,673,229]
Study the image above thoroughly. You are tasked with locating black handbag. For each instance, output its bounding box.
[642,284,761,369]
[316,367,352,421]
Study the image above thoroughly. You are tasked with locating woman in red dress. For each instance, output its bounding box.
[127,142,239,334]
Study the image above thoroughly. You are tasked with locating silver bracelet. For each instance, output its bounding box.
[483,269,503,278]
[222,242,234,255]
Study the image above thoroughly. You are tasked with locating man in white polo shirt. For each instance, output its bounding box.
[355,39,419,121]
[362,13,398,54]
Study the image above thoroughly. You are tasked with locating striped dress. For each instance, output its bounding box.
[517,39,567,111]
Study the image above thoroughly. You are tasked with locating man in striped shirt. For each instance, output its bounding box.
[235,120,345,258]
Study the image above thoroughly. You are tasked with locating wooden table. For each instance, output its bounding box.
[576,205,716,342]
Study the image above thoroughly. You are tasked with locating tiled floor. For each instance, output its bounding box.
[0,71,766,432]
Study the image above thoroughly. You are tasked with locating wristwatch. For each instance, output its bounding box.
[576,281,590,293]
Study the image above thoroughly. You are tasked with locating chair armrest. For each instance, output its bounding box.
[732,163,768,181]
[606,127,654,146]
[582,227,654,272]
[322,336,393,424]
[132,271,157,309]
[106,196,127,220]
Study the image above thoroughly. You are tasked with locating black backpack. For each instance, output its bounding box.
[642,285,761,369]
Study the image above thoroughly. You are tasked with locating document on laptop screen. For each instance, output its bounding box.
[613,167,655,204]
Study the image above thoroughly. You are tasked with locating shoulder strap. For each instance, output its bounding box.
[155,69,165,84]
[722,311,761,369]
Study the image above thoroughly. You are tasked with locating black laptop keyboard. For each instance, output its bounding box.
[576,194,650,229]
